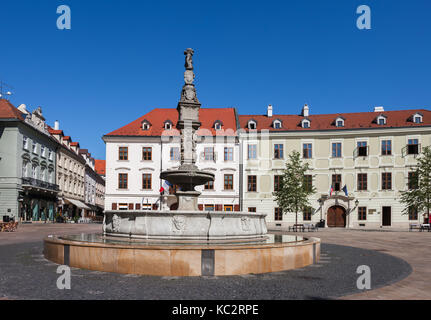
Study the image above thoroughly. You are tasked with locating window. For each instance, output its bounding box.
[413,115,423,123]
[23,136,29,150]
[119,147,128,160]
[248,207,256,212]
[303,143,312,159]
[142,121,150,130]
[273,120,282,129]
[382,172,392,190]
[303,207,312,221]
[205,205,215,211]
[118,203,128,211]
[408,207,418,220]
[407,139,419,155]
[40,167,45,181]
[142,174,152,190]
[118,173,128,189]
[358,207,367,221]
[32,165,37,179]
[224,205,233,212]
[332,174,341,191]
[32,141,37,154]
[48,149,53,161]
[224,147,233,161]
[248,144,257,159]
[41,146,46,158]
[335,118,344,127]
[142,147,152,161]
[170,147,180,161]
[357,173,367,191]
[303,175,313,192]
[274,175,282,192]
[204,147,215,161]
[274,207,282,221]
[408,172,418,190]
[248,175,257,192]
[382,140,392,155]
[274,144,284,159]
[214,121,222,130]
[332,143,341,158]
[204,180,214,190]
[248,121,256,130]
[357,142,367,157]
[224,174,233,190]
[164,122,172,130]
[377,116,386,125]
[22,161,28,178]
[302,120,310,128]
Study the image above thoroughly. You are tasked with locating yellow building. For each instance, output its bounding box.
[239,105,431,229]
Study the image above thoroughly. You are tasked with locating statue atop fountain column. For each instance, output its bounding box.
[160,48,214,211]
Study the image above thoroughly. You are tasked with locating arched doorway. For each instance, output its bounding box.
[327,206,346,227]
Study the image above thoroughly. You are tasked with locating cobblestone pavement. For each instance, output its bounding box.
[0,224,424,300]
[286,228,431,299]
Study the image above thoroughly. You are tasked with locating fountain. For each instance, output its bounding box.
[44,49,320,276]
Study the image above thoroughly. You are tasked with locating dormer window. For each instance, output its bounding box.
[214,120,223,131]
[248,120,257,130]
[335,117,345,127]
[273,119,282,129]
[164,120,173,130]
[301,119,310,128]
[142,120,151,130]
[413,113,423,124]
[376,115,387,125]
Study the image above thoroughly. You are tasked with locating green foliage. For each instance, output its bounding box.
[273,150,316,224]
[400,146,431,219]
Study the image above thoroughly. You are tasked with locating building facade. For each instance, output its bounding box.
[104,103,431,230]
[103,108,240,212]
[48,125,88,220]
[80,149,105,216]
[0,100,59,222]
[239,105,431,229]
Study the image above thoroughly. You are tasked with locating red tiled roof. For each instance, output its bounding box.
[105,108,238,137]
[48,129,63,135]
[63,136,71,141]
[239,109,431,131]
[70,142,79,147]
[0,99,24,120]
[95,159,106,176]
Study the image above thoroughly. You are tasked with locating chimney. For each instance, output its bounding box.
[374,106,384,112]
[267,104,273,117]
[54,120,59,130]
[302,104,309,117]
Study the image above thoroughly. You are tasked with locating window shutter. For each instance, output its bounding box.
[129,203,134,210]
[112,203,117,210]
[198,204,203,211]
[234,205,240,212]
[152,203,158,210]
[135,203,141,210]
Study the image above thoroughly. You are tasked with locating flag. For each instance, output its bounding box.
[342,184,348,196]
[160,180,173,195]
[329,185,333,196]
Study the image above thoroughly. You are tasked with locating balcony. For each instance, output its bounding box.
[22,177,60,192]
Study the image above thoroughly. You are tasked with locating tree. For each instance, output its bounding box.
[273,150,316,225]
[400,146,431,223]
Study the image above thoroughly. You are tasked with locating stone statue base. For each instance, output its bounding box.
[176,191,201,211]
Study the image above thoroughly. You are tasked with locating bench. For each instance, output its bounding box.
[288,224,305,232]
[420,224,430,232]
[303,223,318,232]
[409,223,421,231]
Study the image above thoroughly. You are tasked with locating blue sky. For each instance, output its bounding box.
[1,0,430,159]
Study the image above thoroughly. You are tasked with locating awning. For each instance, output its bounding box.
[64,198,91,210]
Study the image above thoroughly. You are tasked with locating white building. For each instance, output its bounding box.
[103,107,240,212]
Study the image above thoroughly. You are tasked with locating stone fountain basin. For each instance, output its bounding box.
[160,170,214,188]
[103,210,267,241]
